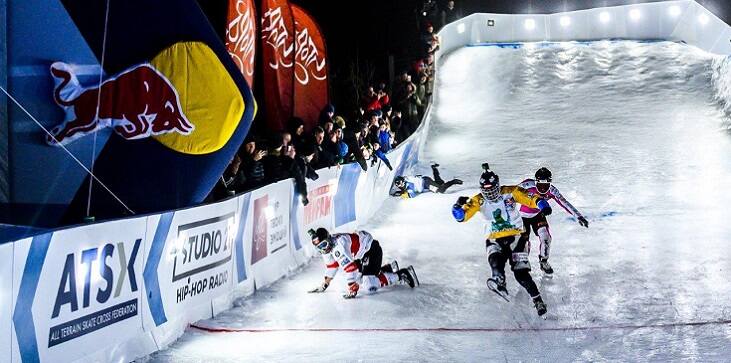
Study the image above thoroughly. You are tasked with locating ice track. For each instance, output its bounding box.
[142,41,731,362]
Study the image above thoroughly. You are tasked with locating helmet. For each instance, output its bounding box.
[479,170,501,202]
[394,176,406,188]
[308,227,333,254]
[534,167,552,195]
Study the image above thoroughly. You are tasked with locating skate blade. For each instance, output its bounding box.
[407,265,420,287]
[391,261,400,273]
[486,281,510,302]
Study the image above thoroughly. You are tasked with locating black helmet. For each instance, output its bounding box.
[534,167,552,195]
[479,170,500,201]
[308,227,333,254]
[394,176,406,188]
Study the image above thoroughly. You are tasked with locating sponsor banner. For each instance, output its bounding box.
[333,163,362,228]
[226,0,257,87]
[11,218,154,363]
[291,167,337,264]
[261,0,295,132]
[0,243,12,362]
[232,192,255,298]
[247,179,295,288]
[141,198,238,341]
[291,4,328,131]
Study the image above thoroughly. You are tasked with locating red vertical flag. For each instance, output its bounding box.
[226,0,258,88]
[261,0,295,132]
[292,5,329,131]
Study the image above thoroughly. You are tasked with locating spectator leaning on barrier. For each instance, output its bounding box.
[288,117,307,151]
[210,154,246,201]
[291,142,320,206]
[312,126,336,169]
[262,137,292,183]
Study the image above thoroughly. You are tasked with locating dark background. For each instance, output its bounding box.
[287,0,731,113]
[200,0,731,123]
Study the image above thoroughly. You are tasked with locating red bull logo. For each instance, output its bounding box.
[47,62,194,145]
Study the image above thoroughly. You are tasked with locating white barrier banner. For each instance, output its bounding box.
[141,198,238,344]
[232,192,255,299]
[248,179,294,288]
[291,167,338,264]
[0,243,12,362]
[11,218,152,363]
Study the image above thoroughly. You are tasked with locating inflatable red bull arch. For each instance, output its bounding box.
[0,0,257,231]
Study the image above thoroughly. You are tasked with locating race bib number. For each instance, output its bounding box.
[512,252,529,263]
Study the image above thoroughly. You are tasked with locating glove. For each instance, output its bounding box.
[456,196,469,206]
[343,282,359,299]
[452,204,466,221]
[302,196,309,206]
[578,216,589,228]
[308,281,329,293]
[537,199,552,216]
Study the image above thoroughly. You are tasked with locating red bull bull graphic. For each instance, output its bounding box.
[47,62,194,145]
[226,0,257,87]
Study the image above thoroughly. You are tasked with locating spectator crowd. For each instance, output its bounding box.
[210,0,462,205]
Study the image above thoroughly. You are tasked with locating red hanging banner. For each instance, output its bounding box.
[226,0,257,88]
[261,0,295,132]
[292,4,329,131]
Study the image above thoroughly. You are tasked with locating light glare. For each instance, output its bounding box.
[629,9,642,21]
[668,5,682,17]
[524,18,536,31]
[698,14,709,25]
[599,12,611,24]
[560,16,571,27]
[457,23,466,34]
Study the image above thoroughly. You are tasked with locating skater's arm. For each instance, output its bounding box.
[323,253,339,279]
[506,186,541,208]
[452,194,481,222]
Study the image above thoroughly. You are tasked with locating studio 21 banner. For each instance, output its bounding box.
[292,4,329,131]
[261,0,295,132]
[226,0,257,87]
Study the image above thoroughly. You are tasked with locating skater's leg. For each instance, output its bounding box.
[537,225,552,259]
[361,241,383,275]
[436,179,463,193]
[361,273,399,293]
[423,177,440,193]
[431,164,445,184]
[486,240,507,280]
[509,234,541,297]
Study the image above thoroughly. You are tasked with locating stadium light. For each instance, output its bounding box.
[457,23,466,34]
[629,9,642,21]
[524,18,536,30]
[668,5,682,17]
[560,16,571,27]
[698,13,709,25]
[599,11,611,24]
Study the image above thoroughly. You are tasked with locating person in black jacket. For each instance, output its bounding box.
[291,142,319,206]
[262,136,294,184]
[311,126,336,169]
[239,136,266,191]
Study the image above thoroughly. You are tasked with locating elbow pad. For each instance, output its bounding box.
[452,205,466,221]
[537,199,549,210]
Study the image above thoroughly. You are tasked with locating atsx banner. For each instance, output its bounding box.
[3,129,424,363]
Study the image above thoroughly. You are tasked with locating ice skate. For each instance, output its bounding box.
[486,275,509,302]
[539,257,554,275]
[533,295,547,317]
[397,265,419,288]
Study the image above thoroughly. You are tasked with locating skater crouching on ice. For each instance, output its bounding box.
[307,228,419,299]
[519,167,589,275]
[390,163,462,199]
[451,165,552,316]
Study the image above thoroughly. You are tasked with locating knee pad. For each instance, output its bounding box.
[486,243,502,258]
[361,275,382,294]
[511,252,531,270]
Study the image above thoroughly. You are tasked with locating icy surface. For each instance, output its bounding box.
[143,41,731,362]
